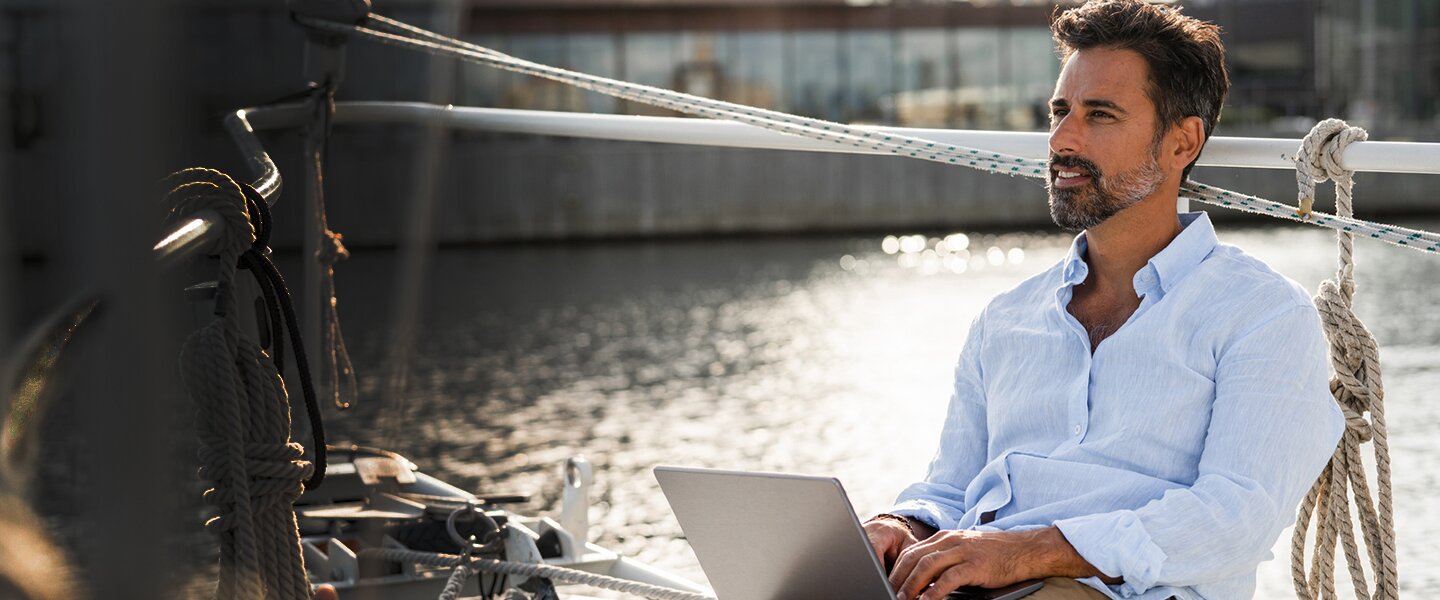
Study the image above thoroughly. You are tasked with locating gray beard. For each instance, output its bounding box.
[1047,153,1165,231]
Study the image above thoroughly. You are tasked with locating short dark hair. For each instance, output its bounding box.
[1051,0,1229,180]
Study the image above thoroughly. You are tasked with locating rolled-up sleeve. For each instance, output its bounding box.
[1055,303,1344,596]
[888,311,991,531]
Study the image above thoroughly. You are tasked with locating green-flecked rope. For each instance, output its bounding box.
[293,11,1440,255]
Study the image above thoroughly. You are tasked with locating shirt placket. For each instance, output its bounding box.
[1054,283,1092,444]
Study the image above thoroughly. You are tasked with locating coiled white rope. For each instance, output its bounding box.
[168,168,314,600]
[357,547,716,600]
[292,12,1440,254]
[1290,119,1398,600]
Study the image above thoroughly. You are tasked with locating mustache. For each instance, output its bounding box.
[1048,155,1102,180]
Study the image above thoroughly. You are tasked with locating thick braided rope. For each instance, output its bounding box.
[290,12,1440,255]
[1289,120,1398,600]
[168,168,314,600]
[358,548,716,600]
[169,169,265,600]
[240,340,314,600]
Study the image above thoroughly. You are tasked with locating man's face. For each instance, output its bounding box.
[1046,47,1167,232]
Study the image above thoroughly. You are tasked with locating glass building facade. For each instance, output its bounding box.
[458,0,1440,136]
[460,25,1062,130]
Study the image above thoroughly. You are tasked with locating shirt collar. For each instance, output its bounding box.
[1061,232,1090,286]
[1059,211,1218,295]
[1146,211,1217,294]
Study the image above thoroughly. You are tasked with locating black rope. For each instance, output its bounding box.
[236,182,328,490]
[237,188,287,371]
[252,84,324,110]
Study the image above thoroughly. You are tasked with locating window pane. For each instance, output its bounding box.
[622,33,678,116]
[954,29,1003,130]
[896,28,951,127]
[846,30,892,124]
[506,35,568,111]
[677,32,728,101]
[726,32,786,110]
[1003,28,1057,131]
[459,34,506,108]
[790,30,844,121]
[566,34,619,113]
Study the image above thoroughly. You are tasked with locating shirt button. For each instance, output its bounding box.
[1072,424,1082,435]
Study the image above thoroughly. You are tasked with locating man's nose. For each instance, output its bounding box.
[1049,113,1082,156]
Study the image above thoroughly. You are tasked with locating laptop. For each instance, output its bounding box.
[654,465,1044,600]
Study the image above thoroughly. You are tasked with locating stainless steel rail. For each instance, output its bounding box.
[317,103,1440,174]
[152,104,289,268]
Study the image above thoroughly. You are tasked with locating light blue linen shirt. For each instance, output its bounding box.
[888,212,1344,600]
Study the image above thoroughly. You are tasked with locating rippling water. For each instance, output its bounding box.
[323,218,1440,598]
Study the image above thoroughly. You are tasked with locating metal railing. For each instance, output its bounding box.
[153,101,1440,266]
[152,105,284,268]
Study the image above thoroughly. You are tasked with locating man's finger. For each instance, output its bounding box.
[866,530,890,565]
[888,534,937,589]
[898,551,945,600]
[918,564,974,600]
[865,521,911,572]
[894,541,963,600]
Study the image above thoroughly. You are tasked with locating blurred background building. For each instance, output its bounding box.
[7,0,1440,252]
[457,0,1439,135]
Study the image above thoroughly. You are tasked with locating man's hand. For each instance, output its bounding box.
[888,526,1115,600]
[863,516,923,572]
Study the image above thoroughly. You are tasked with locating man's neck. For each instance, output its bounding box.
[1081,195,1184,298]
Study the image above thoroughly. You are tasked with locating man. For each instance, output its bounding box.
[864,2,1344,599]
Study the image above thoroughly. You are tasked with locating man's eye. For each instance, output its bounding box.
[1091,111,1114,120]
[1049,109,1068,121]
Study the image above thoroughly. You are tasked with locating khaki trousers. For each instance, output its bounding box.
[1023,577,1109,599]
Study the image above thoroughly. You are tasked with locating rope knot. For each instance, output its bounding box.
[1295,119,1368,219]
[1291,118,1396,600]
[1338,403,1373,443]
[163,168,255,260]
[319,228,350,265]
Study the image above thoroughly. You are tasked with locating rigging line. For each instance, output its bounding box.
[299,15,1047,176]
[363,14,1035,171]
[294,13,1440,255]
[1182,182,1440,253]
[365,17,1440,252]
[305,80,359,412]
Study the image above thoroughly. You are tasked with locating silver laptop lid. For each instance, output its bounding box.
[654,465,895,600]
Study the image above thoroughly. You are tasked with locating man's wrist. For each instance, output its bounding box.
[870,514,938,541]
[870,513,915,535]
[1028,526,1122,584]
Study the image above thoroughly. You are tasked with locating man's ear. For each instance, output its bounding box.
[1170,115,1206,174]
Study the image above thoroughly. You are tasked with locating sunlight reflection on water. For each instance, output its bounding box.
[324,218,1440,598]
